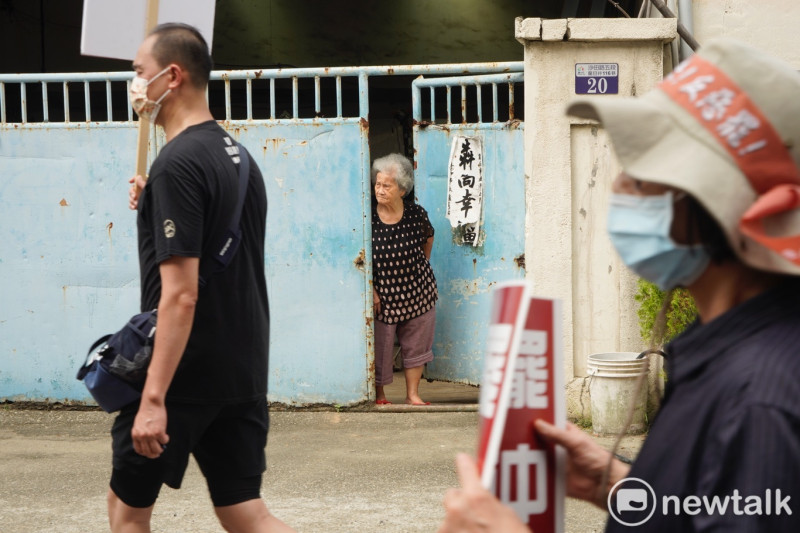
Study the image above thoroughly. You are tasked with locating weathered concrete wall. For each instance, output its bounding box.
[515,4,799,422]
[691,0,800,67]
[516,18,678,420]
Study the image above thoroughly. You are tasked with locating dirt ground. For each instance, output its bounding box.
[0,403,645,533]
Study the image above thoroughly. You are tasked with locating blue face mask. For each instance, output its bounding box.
[607,192,711,291]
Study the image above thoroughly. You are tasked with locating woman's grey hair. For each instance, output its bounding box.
[371,153,414,197]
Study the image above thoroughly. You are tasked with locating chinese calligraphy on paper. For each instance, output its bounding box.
[447,135,483,246]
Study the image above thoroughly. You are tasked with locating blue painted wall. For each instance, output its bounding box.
[415,125,526,385]
[0,121,371,405]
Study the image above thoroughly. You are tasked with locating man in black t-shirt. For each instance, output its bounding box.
[110,23,294,532]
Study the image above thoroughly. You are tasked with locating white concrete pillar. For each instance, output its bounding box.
[515,18,677,418]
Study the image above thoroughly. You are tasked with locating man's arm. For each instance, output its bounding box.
[536,420,630,509]
[131,255,199,459]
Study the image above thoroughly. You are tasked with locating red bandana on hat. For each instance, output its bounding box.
[659,54,800,265]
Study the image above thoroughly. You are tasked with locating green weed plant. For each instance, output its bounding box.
[635,279,698,347]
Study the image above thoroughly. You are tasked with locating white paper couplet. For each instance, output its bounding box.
[446,135,484,247]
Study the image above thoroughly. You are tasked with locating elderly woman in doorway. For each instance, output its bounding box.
[371,153,438,406]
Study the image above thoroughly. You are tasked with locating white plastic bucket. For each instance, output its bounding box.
[587,352,649,435]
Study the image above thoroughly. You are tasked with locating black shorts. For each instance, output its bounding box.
[110,396,269,508]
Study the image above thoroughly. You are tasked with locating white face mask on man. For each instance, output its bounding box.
[129,66,172,122]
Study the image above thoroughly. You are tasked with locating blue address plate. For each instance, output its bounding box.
[575,63,619,94]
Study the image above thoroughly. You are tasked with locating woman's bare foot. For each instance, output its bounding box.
[405,395,430,406]
[404,365,429,405]
[376,384,390,404]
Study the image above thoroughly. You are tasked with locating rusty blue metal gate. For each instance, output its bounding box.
[0,62,522,405]
[413,72,526,385]
[0,69,373,405]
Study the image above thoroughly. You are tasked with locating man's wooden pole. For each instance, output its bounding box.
[135,0,160,182]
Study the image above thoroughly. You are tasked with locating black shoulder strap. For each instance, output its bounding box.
[199,142,250,288]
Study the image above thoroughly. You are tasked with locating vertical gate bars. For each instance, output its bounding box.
[1,63,522,128]
[411,71,523,126]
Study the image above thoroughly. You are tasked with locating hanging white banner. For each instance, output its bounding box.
[446,135,483,245]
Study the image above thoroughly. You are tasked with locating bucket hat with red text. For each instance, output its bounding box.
[567,38,800,275]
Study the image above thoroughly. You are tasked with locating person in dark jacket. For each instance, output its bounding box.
[439,37,800,533]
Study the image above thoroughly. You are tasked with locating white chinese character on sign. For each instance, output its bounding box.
[447,135,483,233]
[510,330,549,410]
[480,353,505,418]
[717,109,760,148]
[679,75,715,102]
[499,444,547,516]
[519,329,547,356]
[479,324,513,418]
[696,88,735,121]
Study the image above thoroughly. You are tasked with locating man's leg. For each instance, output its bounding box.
[107,489,154,533]
[215,498,296,533]
[108,403,169,533]
[198,400,294,532]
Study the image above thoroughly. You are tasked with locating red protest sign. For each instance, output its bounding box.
[477,281,565,532]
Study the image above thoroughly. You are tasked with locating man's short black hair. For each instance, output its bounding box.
[149,23,213,89]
